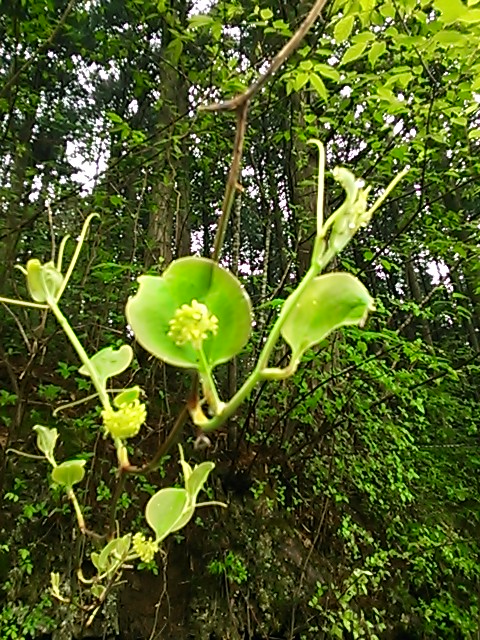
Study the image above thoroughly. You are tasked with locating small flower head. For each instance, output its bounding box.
[101,399,146,440]
[132,532,159,563]
[168,299,218,350]
[330,167,372,252]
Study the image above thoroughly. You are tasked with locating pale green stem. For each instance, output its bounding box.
[67,488,86,533]
[56,213,99,301]
[198,166,408,432]
[0,296,48,309]
[365,166,409,217]
[115,439,131,467]
[308,138,325,234]
[199,262,322,432]
[196,501,228,508]
[197,345,224,415]
[48,298,111,411]
[56,234,71,272]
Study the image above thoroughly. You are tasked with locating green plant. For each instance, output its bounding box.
[0,139,405,625]
[208,550,249,585]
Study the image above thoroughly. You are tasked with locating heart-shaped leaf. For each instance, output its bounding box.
[126,257,252,369]
[79,345,133,387]
[281,273,374,362]
[51,459,86,487]
[33,425,58,467]
[145,487,189,542]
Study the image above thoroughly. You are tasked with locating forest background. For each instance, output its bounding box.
[0,0,480,638]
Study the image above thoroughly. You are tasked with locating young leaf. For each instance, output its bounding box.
[186,461,215,500]
[51,459,86,488]
[79,345,133,387]
[113,386,141,407]
[281,273,375,363]
[126,257,252,369]
[145,487,189,541]
[33,425,58,467]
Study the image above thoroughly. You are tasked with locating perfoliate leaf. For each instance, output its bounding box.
[94,535,131,573]
[145,487,189,541]
[126,257,252,369]
[79,345,133,387]
[33,425,58,467]
[281,273,375,363]
[51,459,86,487]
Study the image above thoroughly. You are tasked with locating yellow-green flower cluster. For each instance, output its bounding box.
[132,532,159,563]
[168,299,218,350]
[101,399,146,440]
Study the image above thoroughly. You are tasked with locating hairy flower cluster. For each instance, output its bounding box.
[101,399,146,440]
[168,299,218,349]
[132,532,159,563]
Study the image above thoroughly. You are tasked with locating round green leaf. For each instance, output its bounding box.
[281,273,374,362]
[51,459,86,487]
[126,257,252,369]
[145,487,189,541]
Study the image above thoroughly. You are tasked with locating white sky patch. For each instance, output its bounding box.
[427,260,449,285]
[189,0,216,15]
[66,139,109,194]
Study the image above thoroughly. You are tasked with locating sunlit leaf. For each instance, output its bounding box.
[334,15,354,42]
[339,42,368,66]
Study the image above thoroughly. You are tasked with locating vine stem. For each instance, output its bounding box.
[48,298,111,411]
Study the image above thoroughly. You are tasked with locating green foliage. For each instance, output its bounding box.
[1,0,480,636]
[208,551,249,585]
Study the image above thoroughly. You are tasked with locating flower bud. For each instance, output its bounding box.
[132,532,159,563]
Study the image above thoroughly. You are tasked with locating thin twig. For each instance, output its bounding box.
[202,0,330,113]
[207,0,330,262]
[0,0,77,99]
